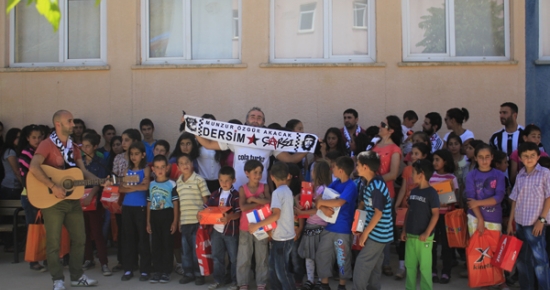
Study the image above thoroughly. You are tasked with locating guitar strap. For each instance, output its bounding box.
[50,131,76,168]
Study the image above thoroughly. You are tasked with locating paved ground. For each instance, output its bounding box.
[0,247,518,290]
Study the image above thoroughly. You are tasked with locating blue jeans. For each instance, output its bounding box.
[180,224,201,277]
[516,224,550,290]
[21,195,38,226]
[211,230,238,284]
[269,239,295,290]
[291,235,305,283]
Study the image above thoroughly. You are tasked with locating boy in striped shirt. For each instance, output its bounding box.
[353,151,393,290]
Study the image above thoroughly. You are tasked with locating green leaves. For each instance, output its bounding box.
[6,0,22,13]
[35,0,61,31]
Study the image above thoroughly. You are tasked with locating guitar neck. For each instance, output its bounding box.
[73,178,107,187]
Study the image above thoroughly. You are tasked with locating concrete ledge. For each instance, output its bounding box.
[260,62,386,68]
[132,63,248,69]
[535,60,550,65]
[398,60,518,67]
[0,65,110,72]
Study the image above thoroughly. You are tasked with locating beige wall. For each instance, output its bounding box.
[0,0,525,147]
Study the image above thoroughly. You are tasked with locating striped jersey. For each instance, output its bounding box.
[175,172,210,225]
[489,125,524,155]
[360,176,393,243]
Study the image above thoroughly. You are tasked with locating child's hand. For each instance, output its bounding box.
[101,177,112,187]
[170,222,177,234]
[319,206,334,218]
[533,221,544,237]
[419,232,429,242]
[293,206,302,216]
[358,230,369,247]
[467,198,480,209]
[81,194,93,206]
[248,223,259,234]
[477,219,485,235]
[247,197,256,204]
[295,228,302,240]
[507,220,515,236]
[146,223,152,234]
[400,230,407,242]
[219,215,228,224]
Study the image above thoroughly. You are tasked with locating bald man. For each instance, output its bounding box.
[29,110,100,290]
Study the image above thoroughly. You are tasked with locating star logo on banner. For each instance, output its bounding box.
[247,134,259,145]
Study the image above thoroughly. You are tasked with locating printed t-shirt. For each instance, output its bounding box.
[270,185,296,241]
[325,179,357,234]
[148,180,178,210]
[213,190,231,233]
[372,143,402,199]
[123,168,147,207]
[406,187,440,235]
[465,168,506,224]
[218,142,281,190]
[361,176,393,243]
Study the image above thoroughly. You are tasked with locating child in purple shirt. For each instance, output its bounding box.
[465,143,506,236]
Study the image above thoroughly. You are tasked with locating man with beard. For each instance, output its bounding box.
[489,102,524,156]
[422,112,444,153]
[188,107,306,189]
[341,108,365,156]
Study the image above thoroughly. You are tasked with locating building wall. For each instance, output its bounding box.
[0,0,526,146]
[526,0,550,148]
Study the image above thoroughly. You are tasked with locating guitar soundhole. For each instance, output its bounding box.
[63,180,74,190]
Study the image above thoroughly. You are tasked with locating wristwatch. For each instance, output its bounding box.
[539,217,547,224]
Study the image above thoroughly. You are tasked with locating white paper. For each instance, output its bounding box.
[316,187,341,223]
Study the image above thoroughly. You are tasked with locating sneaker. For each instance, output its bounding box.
[195,276,205,285]
[139,273,150,282]
[301,281,315,290]
[175,263,184,276]
[179,275,195,284]
[53,280,65,290]
[239,285,249,290]
[82,260,95,270]
[227,283,238,290]
[432,273,439,283]
[209,282,224,289]
[160,273,170,283]
[71,274,98,287]
[395,268,406,280]
[101,264,112,276]
[150,273,160,283]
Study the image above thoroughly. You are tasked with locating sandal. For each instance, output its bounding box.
[30,263,46,272]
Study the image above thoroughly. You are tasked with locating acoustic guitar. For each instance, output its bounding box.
[27,165,140,209]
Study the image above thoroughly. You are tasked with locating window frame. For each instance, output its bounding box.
[539,0,550,61]
[140,0,242,65]
[401,0,510,62]
[270,0,376,64]
[9,0,107,68]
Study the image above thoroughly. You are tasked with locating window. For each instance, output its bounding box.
[354,2,368,28]
[270,0,376,63]
[10,0,107,67]
[142,0,241,65]
[299,3,316,32]
[402,0,510,62]
[540,0,550,61]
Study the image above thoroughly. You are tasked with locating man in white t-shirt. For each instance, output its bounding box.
[191,107,307,189]
[401,110,418,155]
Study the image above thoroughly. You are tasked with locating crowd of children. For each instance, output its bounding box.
[0,102,550,290]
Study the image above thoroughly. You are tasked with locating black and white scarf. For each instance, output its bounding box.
[50,131,76,168]
[343,125,362,156]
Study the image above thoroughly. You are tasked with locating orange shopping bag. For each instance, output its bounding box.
[467,230,505,288]
[445,209,468,248]
[25,211,71,262]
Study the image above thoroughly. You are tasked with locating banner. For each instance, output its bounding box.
[184,115,318,153]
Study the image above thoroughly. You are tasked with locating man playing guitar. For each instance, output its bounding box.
[29,110,101,290]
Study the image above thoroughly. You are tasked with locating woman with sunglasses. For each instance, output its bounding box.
[370,115,403,277]
[443,108,474,149]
